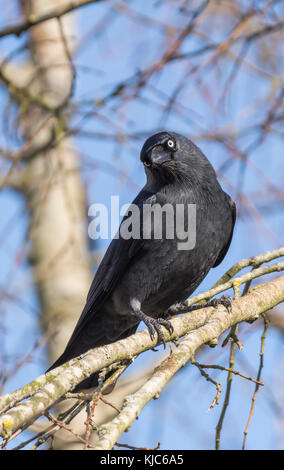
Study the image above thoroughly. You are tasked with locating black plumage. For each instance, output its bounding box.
[48,131,236,390]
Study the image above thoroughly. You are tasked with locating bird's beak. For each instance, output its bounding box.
[150,148,169,165]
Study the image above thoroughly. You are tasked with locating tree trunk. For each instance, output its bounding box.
[17,0,93,449]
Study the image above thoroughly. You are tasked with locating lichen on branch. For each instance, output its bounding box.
[0,248,284,448]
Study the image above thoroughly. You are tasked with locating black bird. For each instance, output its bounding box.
[48,131,236,390]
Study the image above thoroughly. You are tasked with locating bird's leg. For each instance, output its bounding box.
[167,295,232,315]
[130,302,174,348]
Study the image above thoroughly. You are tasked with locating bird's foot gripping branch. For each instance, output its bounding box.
[0,247,284,450]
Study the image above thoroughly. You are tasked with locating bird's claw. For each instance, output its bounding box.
[143,316,174,348]
[209,295,232,313]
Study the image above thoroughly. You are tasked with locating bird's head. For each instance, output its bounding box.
[140,131,214,186]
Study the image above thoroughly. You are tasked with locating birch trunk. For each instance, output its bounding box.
[19,0,92,366]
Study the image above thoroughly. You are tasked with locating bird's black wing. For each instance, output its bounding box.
[213,195,236,267]
[64,188,153,350]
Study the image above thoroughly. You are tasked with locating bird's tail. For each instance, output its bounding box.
[46,312,138,392]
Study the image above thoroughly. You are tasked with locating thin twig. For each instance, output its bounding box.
[242,315,269,449]
[45,411,94,448]
[115,441,161,450]
[192,361,264,387]
[215,326,237,450]
[191,356,222,410]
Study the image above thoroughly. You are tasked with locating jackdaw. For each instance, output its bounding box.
[47,131,236,390]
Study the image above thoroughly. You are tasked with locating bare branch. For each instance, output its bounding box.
[93,275,284,450]
[0,0,106,39]
[0,268,283,445]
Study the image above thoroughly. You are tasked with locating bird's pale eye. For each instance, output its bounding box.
[143,160,151,167]
[166,139,175,149]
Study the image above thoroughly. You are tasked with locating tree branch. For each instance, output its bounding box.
[93,275,284,450]
[0,0,105,39]
[0,260,284,443]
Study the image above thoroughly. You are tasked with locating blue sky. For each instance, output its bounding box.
[0,0,283,450]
